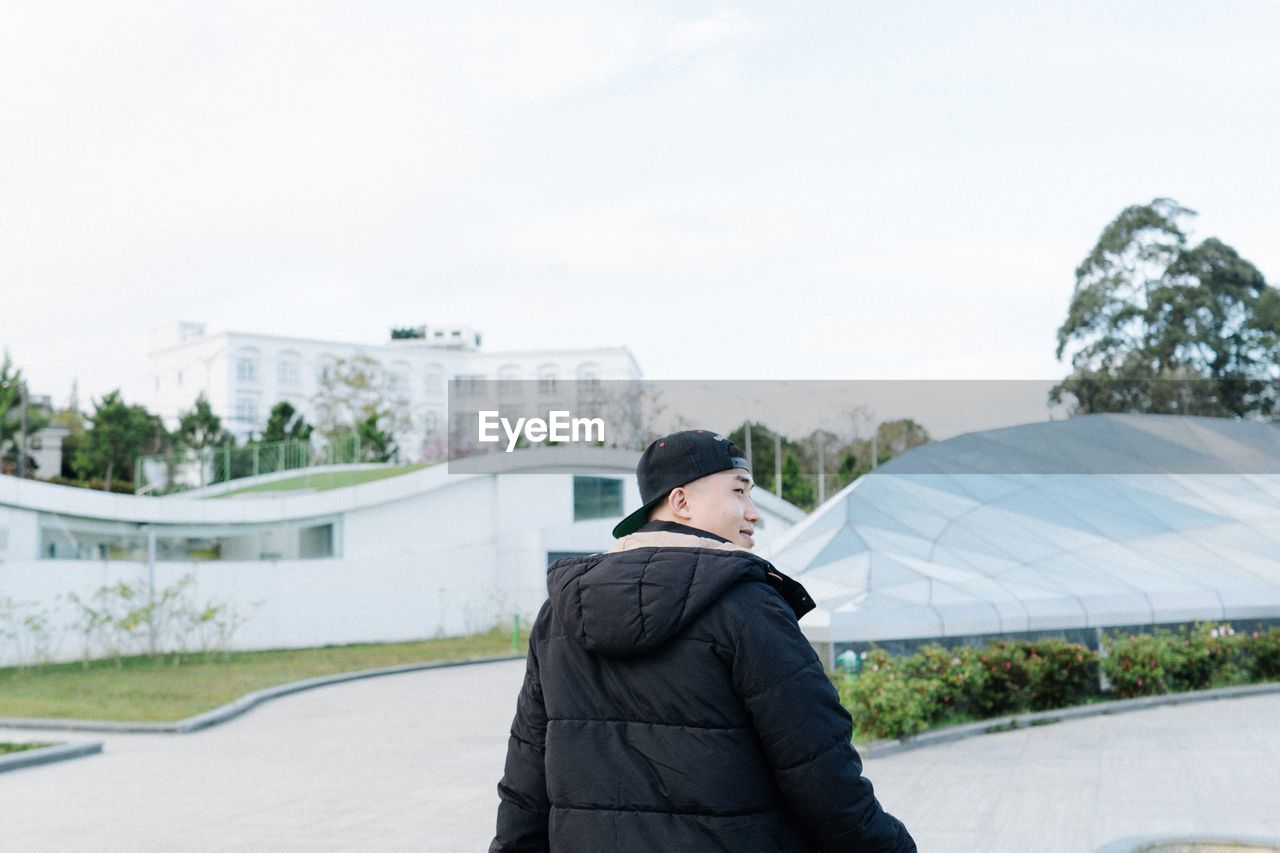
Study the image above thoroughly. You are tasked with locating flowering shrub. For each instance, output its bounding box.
[838,650,933,741]
[1243,627,1280,680]
[839,639,1096,739]
[1100,630,1174,697]
[836,625,1277,741]
[969,641,1032,716]
[901,644,987,717]
[1102,624,1252,697]
[1022,638,1098,710]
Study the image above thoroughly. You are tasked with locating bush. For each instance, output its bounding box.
[64,575,251,667]
[44,476,135,494]
[838,650,933,741]
[839,638,1096,739]
[1101,630,1176,697]
[1190,623,1250,689]
[1243,627,1280,680]
[970,641,1034,716]
[836,625,1277,741]
[1023,638,1098,710]
[901,643,987,719]
[1102,623,1254,698]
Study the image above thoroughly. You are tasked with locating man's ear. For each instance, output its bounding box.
[666,486,694,520]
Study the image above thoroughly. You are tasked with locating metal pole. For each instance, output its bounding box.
[871,430,878,470]
[774,432,782,498]
[817,433,826,505]
[147,525,157,656]
[17,380,28,478]
[743,419,752,475]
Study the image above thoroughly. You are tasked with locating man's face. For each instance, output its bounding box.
[681,468,762,549]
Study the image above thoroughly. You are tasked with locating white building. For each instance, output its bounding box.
[0,448,805,666]
[146,322,642,457]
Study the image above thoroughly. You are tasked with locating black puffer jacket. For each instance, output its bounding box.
[491,529,915,852]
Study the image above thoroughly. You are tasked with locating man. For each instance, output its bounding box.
[491,429,915,852]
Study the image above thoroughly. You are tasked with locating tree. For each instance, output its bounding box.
[312,355,409,441]
[262,401,313,444]
[1053,199,1280,417]
[874,418,931,461]
[780,452,812,509]
[356,412,397,462]
[0,352,49,475]
[728,422,785,495]
[176,393,230,449]
[75,391,164,490]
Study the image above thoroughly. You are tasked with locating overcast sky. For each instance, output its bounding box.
[3,1,1278,411]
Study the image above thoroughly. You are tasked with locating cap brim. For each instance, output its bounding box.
[611,494,667,539]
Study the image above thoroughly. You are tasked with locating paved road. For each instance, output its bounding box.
[2,659,1278,852]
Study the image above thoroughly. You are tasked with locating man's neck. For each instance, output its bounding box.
[636,519,731,544]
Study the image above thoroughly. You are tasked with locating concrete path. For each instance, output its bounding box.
[1,658,1278,852]
[0,658,521,852]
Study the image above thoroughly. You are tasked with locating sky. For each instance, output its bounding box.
[3,1,1279,412]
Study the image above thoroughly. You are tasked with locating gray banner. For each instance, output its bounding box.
[445,379,1280,475]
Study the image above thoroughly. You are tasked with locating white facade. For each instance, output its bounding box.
[146,322,642,457]
[0,448,804,666]
[27,423,69,480]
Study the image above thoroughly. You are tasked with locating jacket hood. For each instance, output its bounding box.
[547,530,768,659]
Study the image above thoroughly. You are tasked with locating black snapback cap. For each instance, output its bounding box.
[612,429,751,539]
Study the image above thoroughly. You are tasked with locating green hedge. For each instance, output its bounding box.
[43,476,136,494]
[836,625,1280,741]
[1101,624,1280,697]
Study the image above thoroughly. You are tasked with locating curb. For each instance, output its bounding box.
[856,680,1280,759]
[1095,833,1280,852]
[0,741,103,774]
[0,654,525,734]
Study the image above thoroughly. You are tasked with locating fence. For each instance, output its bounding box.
[135,435,365,495]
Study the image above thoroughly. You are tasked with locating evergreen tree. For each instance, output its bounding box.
[781,452,813,510]
[176,393,230,449]
[1054,199,1280,416]
[75,391,163,490]
[357,412,398,462]
[262,401,314,444]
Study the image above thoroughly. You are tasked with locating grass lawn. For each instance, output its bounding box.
[0,628,526,723]
[0,742,52,755]
[214,464,432,497]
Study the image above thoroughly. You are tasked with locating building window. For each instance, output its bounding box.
[424,365,444,395]
[538,365,558,394]
[236,357,258,383]
[577,363,600,387]
[316,353,337,386]
[235,397,258,423]
[390,361,410,396]
[498,365,521,398]
[573,477,624,521]
[277,355,301,388]
[38,514,338,561]
[451,374,485,397]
